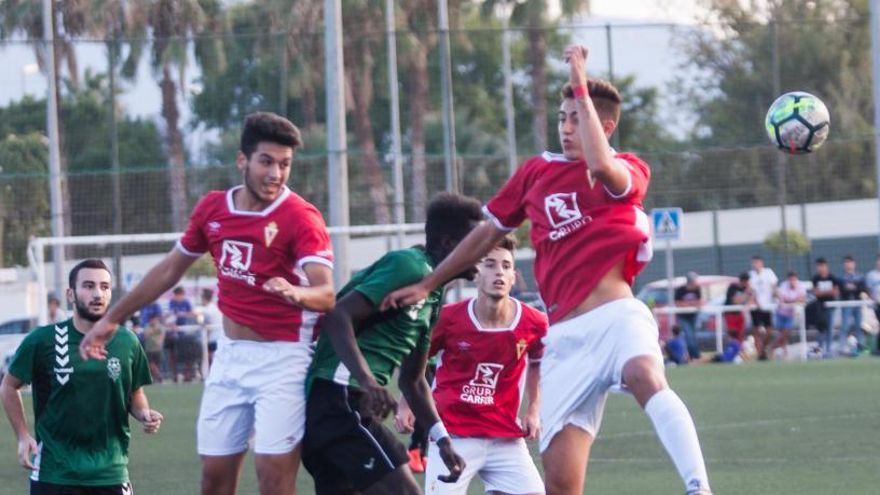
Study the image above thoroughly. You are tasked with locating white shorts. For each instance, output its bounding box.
[539,298,663,452]
[197,339,313,455]
[425,437,544,495]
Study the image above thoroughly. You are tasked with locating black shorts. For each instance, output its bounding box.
[303,378,408,494]
[750,309,773,328]
[31,480,133,495]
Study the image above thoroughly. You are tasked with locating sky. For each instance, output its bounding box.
[587,0,704,24]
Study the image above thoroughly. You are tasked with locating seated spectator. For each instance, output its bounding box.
[674,272,702,359]
[665,324,689,366]
[724,273,753,342]
[143,313,165,383]
[769,271,807,360]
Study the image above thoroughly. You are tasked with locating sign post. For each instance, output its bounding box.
[651,208,683,330]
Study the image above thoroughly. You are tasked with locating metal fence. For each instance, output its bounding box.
[1,5,877,270]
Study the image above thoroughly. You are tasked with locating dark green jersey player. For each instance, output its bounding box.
[1,260,161,495]
[303,193,483,495]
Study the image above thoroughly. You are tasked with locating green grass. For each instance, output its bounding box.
[1,359,878,494]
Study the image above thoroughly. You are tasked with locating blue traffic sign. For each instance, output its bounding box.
[651,207,682,240]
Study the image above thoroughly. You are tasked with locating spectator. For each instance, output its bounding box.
[865,255,880,354]
[674,271,702,359]
[749,255,778,360]
[724,273,753,343]
[168,286,196,326]
[143,313,165,383]
[769,271,807,360]
[838,255,867,354]
[47,294,67,323]
[196,288,223,366]
[139,301,162,328]
[665,324,689,366]
[811,257,840,357]
[169,286,200,381]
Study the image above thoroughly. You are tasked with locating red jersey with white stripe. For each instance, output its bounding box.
[430,298,548,438]
[177,185,333,342]
[484,151,653,324]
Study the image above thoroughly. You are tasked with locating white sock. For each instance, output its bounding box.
[644,389,710,491]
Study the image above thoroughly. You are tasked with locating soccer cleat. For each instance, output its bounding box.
[685,479,712,495]
[408,448,425,473]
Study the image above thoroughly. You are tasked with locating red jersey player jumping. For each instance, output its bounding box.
[384,46,712,495]
[80,112,335,495]
[395,236,547,495]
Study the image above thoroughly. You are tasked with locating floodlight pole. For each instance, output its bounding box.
[871,0,880,251]
[43,0,65,299]
[771,20,790,270]
[325,0,350,287]
[386,0,406,248]
[501,3,517,176]
[438,0,460,193]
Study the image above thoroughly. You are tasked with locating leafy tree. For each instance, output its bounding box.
[0,133,49,267]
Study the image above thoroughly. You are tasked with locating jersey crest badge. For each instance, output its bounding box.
[516,338,528,360]
[264,221,279,247]
[107,357,122,381]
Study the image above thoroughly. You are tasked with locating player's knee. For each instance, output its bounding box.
[622,357,667,403]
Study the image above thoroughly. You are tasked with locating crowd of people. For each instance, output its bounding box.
[666,254,880,365]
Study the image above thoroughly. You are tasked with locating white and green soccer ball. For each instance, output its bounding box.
[764,91,830,154]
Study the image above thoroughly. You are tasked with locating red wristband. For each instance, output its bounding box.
[573,84,588,98]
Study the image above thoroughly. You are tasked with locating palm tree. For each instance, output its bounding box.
[480,0,592,151]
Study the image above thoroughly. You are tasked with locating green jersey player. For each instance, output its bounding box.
[1,260,160,495]
[303,193,483,495]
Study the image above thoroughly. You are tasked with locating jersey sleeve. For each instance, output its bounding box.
[605,153,651,202]
[527,310,549,362]
[291,205,334,270]
[177,195,211,257]
[483,160,534,231]
[7,331,39,384]
[126,330,153,390]
[353,251,429,307]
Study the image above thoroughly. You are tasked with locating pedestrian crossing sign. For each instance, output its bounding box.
[651,207,682,240]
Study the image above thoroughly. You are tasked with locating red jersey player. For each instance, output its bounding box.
[80,112,335,495]
[396,236,547,495]
[384,46,712,495]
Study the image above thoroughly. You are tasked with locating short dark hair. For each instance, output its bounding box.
[787,271,798,278]
[738,272,750,282]
[495,235,517,255]
[751,255,763,261]
[843,254,855,262]
[173,286,185,295]
[68,259,111,289]
[561,79,622,124]
[424,192,483,251]
[240,112,302,158]
[815,257,827,264]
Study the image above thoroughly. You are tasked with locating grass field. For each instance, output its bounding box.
[1,358,877,494]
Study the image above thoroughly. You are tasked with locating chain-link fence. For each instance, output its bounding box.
[1,3,877,276]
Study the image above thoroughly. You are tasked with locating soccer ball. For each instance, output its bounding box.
[764,91,830,154]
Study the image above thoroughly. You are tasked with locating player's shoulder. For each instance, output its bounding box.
[21,322,57,343]
[614,151,651,173]
[516,300,549,327]
[281,189,322,214]
[196,190,227,207]
[378,247,433,276]
[439,299,470,317]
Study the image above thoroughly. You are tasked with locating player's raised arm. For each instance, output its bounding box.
[563,45,630,195]
[381,221,507,311]
[79,248,197,360]
[398,347,465,483]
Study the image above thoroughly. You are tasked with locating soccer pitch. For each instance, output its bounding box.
[1,359,877,494]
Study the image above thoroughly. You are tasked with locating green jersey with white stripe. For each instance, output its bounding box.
[307,247,445,391]
[7,319,151,486]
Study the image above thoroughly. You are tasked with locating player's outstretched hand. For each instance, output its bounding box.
[138,409,164,434]
[359,379,397,420]
[380,283,430,312]
[263,277,302,306]
[436,437,466,483]
[79,317,118,360]
[17,434,38,470]
[563,44,589,88]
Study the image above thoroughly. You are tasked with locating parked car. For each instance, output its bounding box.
[636,275,738,343]
[0,315,38,379]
